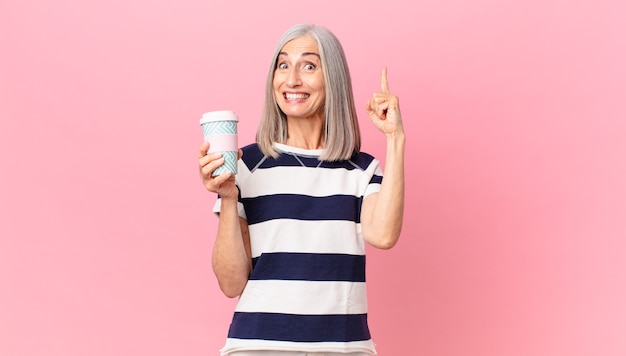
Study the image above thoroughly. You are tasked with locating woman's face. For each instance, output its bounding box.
[273,36,326,121]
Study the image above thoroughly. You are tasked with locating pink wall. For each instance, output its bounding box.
[1,0,625,355]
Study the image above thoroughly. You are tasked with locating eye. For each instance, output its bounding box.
[277,62,288,70]
[303,63,316,71]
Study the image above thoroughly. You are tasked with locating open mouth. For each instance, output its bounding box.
[284,93,310,100]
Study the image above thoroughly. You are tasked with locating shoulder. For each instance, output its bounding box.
[348,151,378,171]
[241,143,266,171]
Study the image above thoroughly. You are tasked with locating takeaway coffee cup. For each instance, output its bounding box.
[200,110,239,176]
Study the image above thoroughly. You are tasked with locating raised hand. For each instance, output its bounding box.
[365,67,404,137]
[361,67,405,250]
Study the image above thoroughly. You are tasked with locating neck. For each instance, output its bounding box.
[285,115,325,150]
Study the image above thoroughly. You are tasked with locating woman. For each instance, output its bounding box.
[199,23,405,356]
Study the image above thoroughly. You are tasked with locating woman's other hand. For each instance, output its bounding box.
[198,142,241,200]
[365,67,404,138]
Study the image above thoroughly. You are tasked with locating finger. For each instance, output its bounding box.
[387,95,399,110]
[376,101,389,118]
[199,141,210,158]
[380,66,390,94]
[199,152,223,168]
[365,98,376,115]
[212,171,233,184]
[200,156,225,178]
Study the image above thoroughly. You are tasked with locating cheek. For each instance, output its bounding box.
[272,81,282,100]
[315,74,325,92]
[316,82,326,100]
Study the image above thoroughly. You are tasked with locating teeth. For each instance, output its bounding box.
[285,93,309,100]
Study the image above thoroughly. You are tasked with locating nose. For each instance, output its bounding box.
[286,67,302,87]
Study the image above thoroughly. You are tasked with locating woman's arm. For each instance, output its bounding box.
[212,207,252,298]
[199,143,251,297]
[361,67,406,249]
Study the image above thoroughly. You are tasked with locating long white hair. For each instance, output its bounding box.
[256,23,361,161]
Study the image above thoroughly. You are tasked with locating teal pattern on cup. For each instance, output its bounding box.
[200,111,239,176]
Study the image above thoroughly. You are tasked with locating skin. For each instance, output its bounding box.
[362,66,405,250]
[198,37,405,298]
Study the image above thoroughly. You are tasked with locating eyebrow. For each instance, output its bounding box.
[278,51,321,58]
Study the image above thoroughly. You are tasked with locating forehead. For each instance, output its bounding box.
[279,36,319,55]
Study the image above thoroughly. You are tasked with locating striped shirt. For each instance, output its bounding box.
[214,143,383,355]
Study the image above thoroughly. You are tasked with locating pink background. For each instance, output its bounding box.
[1,0,625,355]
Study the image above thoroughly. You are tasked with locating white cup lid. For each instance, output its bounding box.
[200,110,238,124]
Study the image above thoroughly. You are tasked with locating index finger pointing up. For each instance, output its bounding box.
[381,66,390,94]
